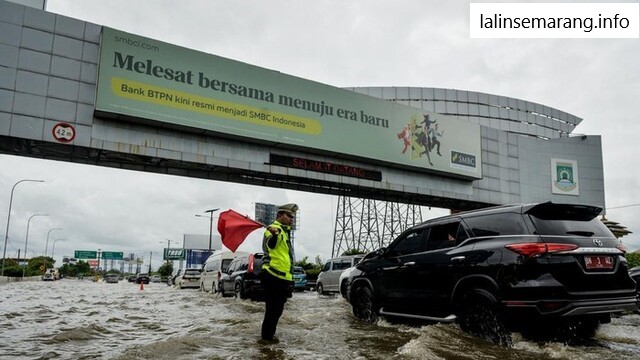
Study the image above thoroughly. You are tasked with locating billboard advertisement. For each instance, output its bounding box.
[187,249,211,268]
[183,234,221,250]
[95,27,482,179]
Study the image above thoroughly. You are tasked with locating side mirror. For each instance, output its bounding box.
[375,247,387,256]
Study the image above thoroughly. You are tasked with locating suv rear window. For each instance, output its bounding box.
[526,203,613,237]
[464,213,530,237]
[529,215,613,237]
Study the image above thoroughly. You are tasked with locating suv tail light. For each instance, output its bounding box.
[248,254,255,273]
[505,243,578,257]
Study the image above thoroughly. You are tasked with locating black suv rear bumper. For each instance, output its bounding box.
[503,296,639,318]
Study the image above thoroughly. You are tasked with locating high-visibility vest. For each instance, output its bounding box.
[262,223,293,281]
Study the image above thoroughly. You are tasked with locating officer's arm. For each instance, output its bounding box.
[264,227,280,250]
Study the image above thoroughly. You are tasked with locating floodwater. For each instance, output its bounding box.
[1,279,640,360]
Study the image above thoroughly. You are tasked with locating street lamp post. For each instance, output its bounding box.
[2,179,44,276]
[23,213,49,277]
[51,238,65,261]
[43,227,62,272]
[202,208,220,252]
[160,239,172,264]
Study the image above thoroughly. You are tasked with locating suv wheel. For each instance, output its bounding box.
[352,286,378,324]
[340,280,347,298]
[317,283,324,295]
[235,282,246,299]
[457,289,511,346]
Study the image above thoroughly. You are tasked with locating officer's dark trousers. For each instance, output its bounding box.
[261,271,290,340]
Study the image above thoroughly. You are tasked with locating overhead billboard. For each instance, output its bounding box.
[183,234,221,251]
[96,27,482,179]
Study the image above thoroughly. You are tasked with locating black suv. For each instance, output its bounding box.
[135,273,150,284]
[346,202,638,345]
[219,253,265,300]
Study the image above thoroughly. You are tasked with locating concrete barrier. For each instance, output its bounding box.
[0,276,42,283]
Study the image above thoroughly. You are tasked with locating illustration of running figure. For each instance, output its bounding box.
[429,123,444,156]
[419,114,435,166]
[397,124,412,154]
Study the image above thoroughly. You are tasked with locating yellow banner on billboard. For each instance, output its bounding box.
[110,77,322,135]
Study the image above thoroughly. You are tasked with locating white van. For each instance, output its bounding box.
[316,255,364,295]
[200,250,248,293]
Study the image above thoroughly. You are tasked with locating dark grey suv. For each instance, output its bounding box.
[346,202,638,345]
[219,253,265,300]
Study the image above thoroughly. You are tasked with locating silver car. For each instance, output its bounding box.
[104,273,119,283]
[175,268,202,289]
[317,255,364,295]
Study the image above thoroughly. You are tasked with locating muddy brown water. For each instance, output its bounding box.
[1,279,639,359]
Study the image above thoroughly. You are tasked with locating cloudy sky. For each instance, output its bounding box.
[2,0,639,271]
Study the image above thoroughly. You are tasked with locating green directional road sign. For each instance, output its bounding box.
[101,251,123,260]
[74,250,97,259]
[164,248,185,260]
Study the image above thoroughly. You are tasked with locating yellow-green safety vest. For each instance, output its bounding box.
[262,223,293,281]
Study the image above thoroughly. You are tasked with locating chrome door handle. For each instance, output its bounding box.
[402,261,416,267]
[451,256,466,262]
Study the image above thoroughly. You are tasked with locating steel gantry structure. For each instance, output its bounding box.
[331,196,424,258]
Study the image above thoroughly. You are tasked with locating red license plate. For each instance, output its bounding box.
[584,255,613,269]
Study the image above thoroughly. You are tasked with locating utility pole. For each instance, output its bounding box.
[203,208,220,252]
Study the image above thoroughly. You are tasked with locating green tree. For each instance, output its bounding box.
[24,256,53,276]
[157,262,173,277]
[295,256,323,281]
[58,260,91,278]
[0,258,21,277]
[294,256,316,270]
[627,252,640,269]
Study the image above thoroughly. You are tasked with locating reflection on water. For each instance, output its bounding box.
[1,279,639,359]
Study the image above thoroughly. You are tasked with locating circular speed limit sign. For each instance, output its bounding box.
[52,122,76,143]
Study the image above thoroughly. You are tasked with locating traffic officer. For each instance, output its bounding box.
[260,203,298,342]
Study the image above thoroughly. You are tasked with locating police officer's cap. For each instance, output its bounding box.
[277,203,298,216]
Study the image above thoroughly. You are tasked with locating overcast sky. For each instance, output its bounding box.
[1,0,639,271]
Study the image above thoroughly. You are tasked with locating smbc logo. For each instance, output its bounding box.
[165,249,185,259]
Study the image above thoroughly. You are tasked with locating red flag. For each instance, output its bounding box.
[217,209,263,252]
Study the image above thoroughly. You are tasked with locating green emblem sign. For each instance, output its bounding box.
[551,158,579,195]
[164,248,185,260]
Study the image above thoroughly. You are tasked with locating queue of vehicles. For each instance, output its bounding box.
[41,201,640,346]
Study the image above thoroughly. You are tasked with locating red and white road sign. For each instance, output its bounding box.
[52,122,76,143]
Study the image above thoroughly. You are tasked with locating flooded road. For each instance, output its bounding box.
[1,279,640,360]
